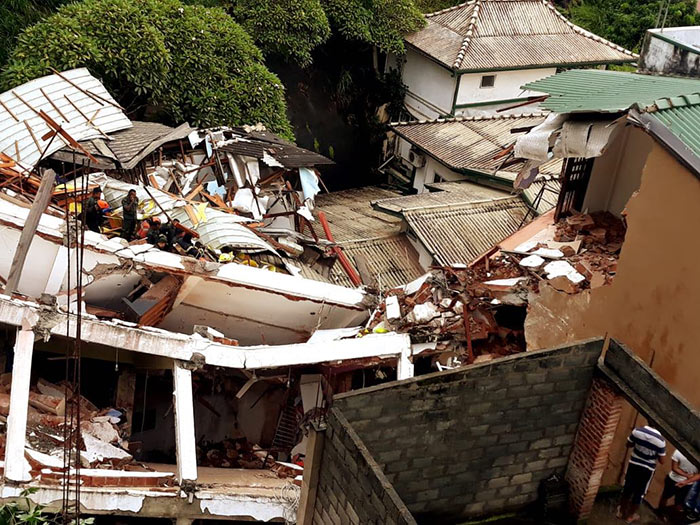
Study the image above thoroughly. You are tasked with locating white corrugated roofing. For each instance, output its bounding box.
[0,68,131,172]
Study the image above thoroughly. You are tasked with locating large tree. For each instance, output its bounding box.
[565,0,700,52]
[1,0,293,137]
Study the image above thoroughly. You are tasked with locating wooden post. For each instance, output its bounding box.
[297,426,326,525]
[172,362,197,484]
[4,326,35,481]
[4,169,57,295]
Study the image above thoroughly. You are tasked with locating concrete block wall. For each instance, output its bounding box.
[311,408,417,525]
[333,339,604,522]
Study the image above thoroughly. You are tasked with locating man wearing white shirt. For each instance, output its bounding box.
[660,449,698,508]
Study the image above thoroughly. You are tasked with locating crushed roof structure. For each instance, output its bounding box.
[51,121,193,170]
[391,113,562,178]
[405,0,635,72]
[637,96,700,162]
[373,184,530,266]
[315,187,425,289]
[0,68,131,173]
[524,69,700,113]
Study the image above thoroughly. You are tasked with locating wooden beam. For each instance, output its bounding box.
[4,325,35,481]
[172,362,198,484]
[4,169,57,295]
[297,426,326,525]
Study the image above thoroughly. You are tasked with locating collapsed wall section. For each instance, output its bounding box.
[333,339,604,522]
[311,408,417,525]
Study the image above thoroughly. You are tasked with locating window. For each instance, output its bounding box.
[480,74,496,88]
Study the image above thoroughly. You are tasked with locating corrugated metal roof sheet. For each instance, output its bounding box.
[0,68,131,172]
[52,121,193,170]
[234,129,335,168]
[406,0,635,71]
[648,102,700,158]
[525,69,700,113]
[391,113,562,176]
[404,196,530,266]
[314,186,404,242]
[374,182,510,213]
[330,235,425,289]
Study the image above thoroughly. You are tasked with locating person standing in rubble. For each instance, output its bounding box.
[84,187,102,233]
[121,189,139,240]
[618,423,666,523]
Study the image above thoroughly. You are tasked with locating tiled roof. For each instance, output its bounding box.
[524,69,700,113]
[374,181,510,214]
[406,0,635,71]
[391,113,562,177]
[329,236,425,290]
[403,196,530,266]
[315,186,404,242]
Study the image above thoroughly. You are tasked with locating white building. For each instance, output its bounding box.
[639,26,700,78]
[391,0,635,120]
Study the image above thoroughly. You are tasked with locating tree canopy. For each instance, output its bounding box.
[1,0,294,138]
[565,0,700,52]
[230,0,331,67]
[321,0,425,55]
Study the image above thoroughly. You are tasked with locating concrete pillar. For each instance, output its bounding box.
[172,362,197,484]
[297,425,326,525]
[397,336,414,380]
[566,378,623,520]
[4,328,35,481]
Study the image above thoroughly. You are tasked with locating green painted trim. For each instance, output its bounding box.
[649,31,700,56]
[455,59,635,74]
[454,96,531,109]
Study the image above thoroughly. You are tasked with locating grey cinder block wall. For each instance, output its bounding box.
[332,339,604,523]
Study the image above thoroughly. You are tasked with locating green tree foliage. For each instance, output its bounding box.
[230,0,331,66]
[0,0,70,68]
[1,0,293,138]
[321,0,425,54]
[564,0,700,52]
[414,0,459,13]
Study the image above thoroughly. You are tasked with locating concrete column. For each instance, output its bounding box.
[397,336,414,380]
[4,328,35,481]
[297,425,326,525]
[172,362,198,484]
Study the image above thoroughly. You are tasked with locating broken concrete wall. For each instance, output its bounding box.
[332,340,603,522]
[525,141,700,501]
[311,408,416,525]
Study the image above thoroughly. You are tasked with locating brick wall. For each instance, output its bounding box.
[333,339,604,522]
[311,407,417,525]
[565,378,623,520]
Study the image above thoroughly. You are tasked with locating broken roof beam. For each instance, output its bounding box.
[0,296,411,371]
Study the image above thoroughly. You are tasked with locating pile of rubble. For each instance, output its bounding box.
[507,211,625,293]
[369,262,529,365]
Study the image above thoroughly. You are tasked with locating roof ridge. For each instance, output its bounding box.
[401,195,523,214]
[425,0,478,18]
[453,0,482,69]
[541,0,637,58]
[390,112,549,127]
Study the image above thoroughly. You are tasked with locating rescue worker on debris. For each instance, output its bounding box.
[120,189,139,240]
[155,235,171,252]
[160,218,180,245]
[218,246,234,263]
[84,187,103,233]
[146,217,163,245]
[175,232,199,258]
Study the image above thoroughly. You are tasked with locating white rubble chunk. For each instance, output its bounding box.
[385,295,401,320]
[519,255,545,269]
[543,260,585,284]
[532,248,564,259]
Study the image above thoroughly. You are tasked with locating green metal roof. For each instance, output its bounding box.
[648,102,700,158]
[523,69,700,113]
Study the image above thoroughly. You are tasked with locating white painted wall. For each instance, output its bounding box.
[640,28,700,76]
[412,155,466,193]
[402,49,456,119]
[455,68,555,111]
[583,127,654,216]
